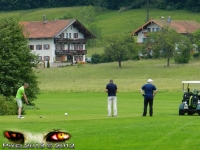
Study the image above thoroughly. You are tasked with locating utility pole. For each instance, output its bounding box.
[146,0,149,22]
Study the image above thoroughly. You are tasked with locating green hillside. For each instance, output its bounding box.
[1,7,200,150]
[0,7,200,36]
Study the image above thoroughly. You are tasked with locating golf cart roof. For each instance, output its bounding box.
[182,81,200,84]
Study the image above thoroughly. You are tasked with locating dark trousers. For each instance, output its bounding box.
[143,99,153,116]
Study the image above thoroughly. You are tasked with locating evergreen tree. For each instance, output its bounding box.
[0,16,40,103]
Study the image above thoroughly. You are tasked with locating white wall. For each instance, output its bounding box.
[137,23,161,43]
[29,25,87,64]
[29,38,55,62]
[59,25,84,39]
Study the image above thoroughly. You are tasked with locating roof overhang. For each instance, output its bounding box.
[182,81,200,84]
[72,20,96,39]
[132,20,158,36]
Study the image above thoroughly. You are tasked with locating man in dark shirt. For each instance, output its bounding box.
[105,79,118,117]
[140,79,158,116]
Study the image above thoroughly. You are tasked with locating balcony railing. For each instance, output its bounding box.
[54,38,87,44]
[55,50,87,55]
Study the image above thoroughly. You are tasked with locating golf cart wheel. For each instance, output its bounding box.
[179,110,184,115]
[197,111,200,116]
[187,112,194,115]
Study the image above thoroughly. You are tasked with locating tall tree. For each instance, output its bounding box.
[104,34,137,67]
[0,16,40,103]
[79,5,101,46]
[146,27,192,66]
[93,0,107,12]
[174,36,192,63]
[193,29,200,49]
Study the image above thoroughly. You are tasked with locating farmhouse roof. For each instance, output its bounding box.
[133,19,200,35]
[20,19,95,39]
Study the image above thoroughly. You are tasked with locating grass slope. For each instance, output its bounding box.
[37,59,200,92]
[0,7,199,36]
[1,7,200,150]
[1,7,200,55]
[98,8,200,36]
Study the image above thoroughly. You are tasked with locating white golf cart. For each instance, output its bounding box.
[179,81,200,116]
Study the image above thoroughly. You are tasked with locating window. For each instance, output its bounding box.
[69,33,71,39]
[55,44,64,50]
[44,56,50,61]
[60,44,65,50]
[44,44,50,50]
[36,45,42,50]
[79,56,82,61]
[74,56,78,61]
[74,33,78,38]
[55,44,60,50]
[38,56,42,61]
[79,45,83,50]
[68,44,70,50]
[74,44,78,50]
[142,38,146,42]
[59,33,64,38]
[66,33,68,38]
[74,56,83,62]
[29,45,34,50]
[152,28,155,32]
[156,27,159,32]
[147,28,151,32]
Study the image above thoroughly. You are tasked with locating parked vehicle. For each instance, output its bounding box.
[85,57,91,63]
[179,81,200,116]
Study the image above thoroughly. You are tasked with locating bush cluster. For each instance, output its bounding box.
[193,52,200,58]
[91,53,140,64]
[0,96,25,116]
[91,53,114,64]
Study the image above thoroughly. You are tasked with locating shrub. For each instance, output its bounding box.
[144,54,152,59]
[47,60,50,68]
[58,12,74,20]
[0,96,25,116]
[100,53,114,63]
[174,52,190,64]
[77,62,83,67]
[131,55,140,60]
[193,52,200,58]
[91,53,101,64]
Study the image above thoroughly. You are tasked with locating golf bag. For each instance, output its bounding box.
[182,92,190,104]
[190,91,199,108]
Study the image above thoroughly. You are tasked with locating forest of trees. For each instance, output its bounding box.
[0,0,199,12]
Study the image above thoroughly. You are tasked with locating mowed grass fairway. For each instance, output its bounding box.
[0,92,200,150]
[1,59,200,149]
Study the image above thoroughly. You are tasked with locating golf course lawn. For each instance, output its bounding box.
[1,92,200,150]
[1,59,200,150]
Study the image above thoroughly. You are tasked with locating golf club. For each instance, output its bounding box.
[27,104,43,118]
[32,108,43,118]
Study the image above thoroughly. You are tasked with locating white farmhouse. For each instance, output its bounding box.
[133,18,200,43]
[20,19,95,66]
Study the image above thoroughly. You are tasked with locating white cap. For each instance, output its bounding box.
[147,79,153,83]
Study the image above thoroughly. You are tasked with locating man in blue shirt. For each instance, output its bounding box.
[105,79,118,117]
[140,79,158,116]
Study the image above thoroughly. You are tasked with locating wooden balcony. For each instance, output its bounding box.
[55,50,87,55]
[54,38,87,44]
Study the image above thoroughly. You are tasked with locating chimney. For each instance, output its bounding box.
[167,16,171,23]
[43,15,47,24]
